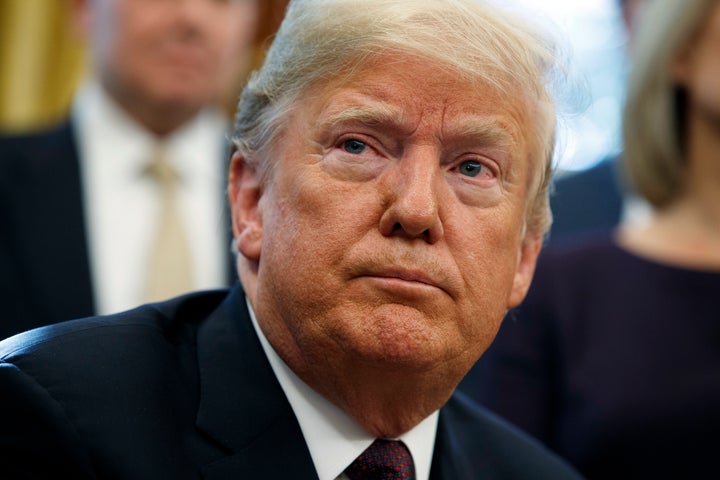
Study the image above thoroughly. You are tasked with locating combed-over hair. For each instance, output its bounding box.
[231,0,564,236]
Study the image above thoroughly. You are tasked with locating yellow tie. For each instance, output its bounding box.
[143,146,193,303]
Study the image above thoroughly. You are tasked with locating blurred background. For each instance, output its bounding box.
[0,0,626,174]
[0,0,290,133]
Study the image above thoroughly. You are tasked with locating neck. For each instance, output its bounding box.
[618,197,720,271]
[122,99,198,137]
[304,361,458,438]
[103,84,205,137]
[616,103,720,270]
[269,323,468,438]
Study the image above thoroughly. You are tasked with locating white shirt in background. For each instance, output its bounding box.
[73,81,231,315]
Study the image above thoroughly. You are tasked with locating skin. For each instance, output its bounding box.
[70,0,258,136]
[229,56,544,437]
[619,3,720,269]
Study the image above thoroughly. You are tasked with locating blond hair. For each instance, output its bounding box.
[231,0,565,235]
[623,0,717,207]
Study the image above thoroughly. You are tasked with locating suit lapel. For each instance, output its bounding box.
[195,285,318,479]
[430,408,467,480]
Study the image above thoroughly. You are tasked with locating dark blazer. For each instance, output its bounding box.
[0,122,94,338]
[0,285,583,479]
[0,121,234,340]
[547,157,624,245]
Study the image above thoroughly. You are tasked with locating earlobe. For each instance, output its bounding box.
[228,150,263,261]
[507,233,543,309]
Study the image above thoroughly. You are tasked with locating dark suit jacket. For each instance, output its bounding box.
[0,121,234,340]
[547,157,624,245]
[0,285,583,479]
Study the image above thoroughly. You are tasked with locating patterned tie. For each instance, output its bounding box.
[345,439,416,480]
[143,145,193,302]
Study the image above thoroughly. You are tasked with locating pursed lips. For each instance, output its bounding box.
[361,267,449,295]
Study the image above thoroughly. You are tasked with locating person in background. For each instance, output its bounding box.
[546,0,648,244]
[0,0,585,478]
[0,0,258,340]
[465,0,720,477]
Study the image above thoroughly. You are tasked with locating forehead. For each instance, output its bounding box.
[301,55,538,151]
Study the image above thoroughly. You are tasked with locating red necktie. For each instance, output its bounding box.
[345,439,416,479]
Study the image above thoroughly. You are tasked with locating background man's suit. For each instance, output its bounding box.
[0,285,581,479]
[0,121,234,340]
[0,122,94,336]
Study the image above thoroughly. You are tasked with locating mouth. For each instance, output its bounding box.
[359,267,449,297]
[371,269,438,286]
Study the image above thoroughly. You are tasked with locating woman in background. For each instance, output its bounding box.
[467,0,720,477]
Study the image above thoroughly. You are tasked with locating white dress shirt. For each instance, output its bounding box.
[247,300,439,480]
[73,81,230,315]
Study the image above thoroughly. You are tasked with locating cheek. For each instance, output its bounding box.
[451,207,523,313]
[696,65,720,108]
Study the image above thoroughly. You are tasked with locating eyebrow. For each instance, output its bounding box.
[449,119,515,149]
[318,103,409,133]
[319,102,516,149]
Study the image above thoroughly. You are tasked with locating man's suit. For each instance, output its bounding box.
[0,285,582,479]
[0,121,235,340]
[547,157,624,244]
[0,122,95,338]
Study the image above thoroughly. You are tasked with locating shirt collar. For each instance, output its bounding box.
[72,79,229,185]
[247,300,438,480]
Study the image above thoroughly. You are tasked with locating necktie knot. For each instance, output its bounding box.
[145,147,180,191]
[345,439,416,480]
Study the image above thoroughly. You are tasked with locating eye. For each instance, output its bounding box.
[458,160,484,177]
[343,139,367,155]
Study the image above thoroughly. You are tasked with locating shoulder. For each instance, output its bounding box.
[553,158,619,192]
[0,121,77,183]
[0,289,232,477]
[0,289,229,369]
[549,157,624,242]
[0,121,74,155]
[440,392,583,479]
[534,234,621,281]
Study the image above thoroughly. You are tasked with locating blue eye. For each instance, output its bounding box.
[343,139,367,154]
[459,160,483,177]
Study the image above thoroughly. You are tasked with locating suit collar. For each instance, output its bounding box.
[195,285,319,479]
[430,408,470,480]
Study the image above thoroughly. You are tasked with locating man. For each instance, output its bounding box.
[0,0,258,339]
[0,0,583,478]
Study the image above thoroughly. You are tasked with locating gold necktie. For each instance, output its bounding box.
[143,146,193,303]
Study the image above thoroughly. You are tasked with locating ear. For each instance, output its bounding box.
[506,232,543,309]
[228,150,263,262]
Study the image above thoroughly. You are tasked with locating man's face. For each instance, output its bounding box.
[80,0,257,113]
[232,56,543,381]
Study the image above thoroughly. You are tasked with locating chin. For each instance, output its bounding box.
[340,303,462,370]
[150,82,214,109]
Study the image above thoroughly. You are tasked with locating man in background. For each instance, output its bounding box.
[0,0,258,339]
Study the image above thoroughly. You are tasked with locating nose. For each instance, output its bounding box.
[175,0,211,30]
[379,148,444,243]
